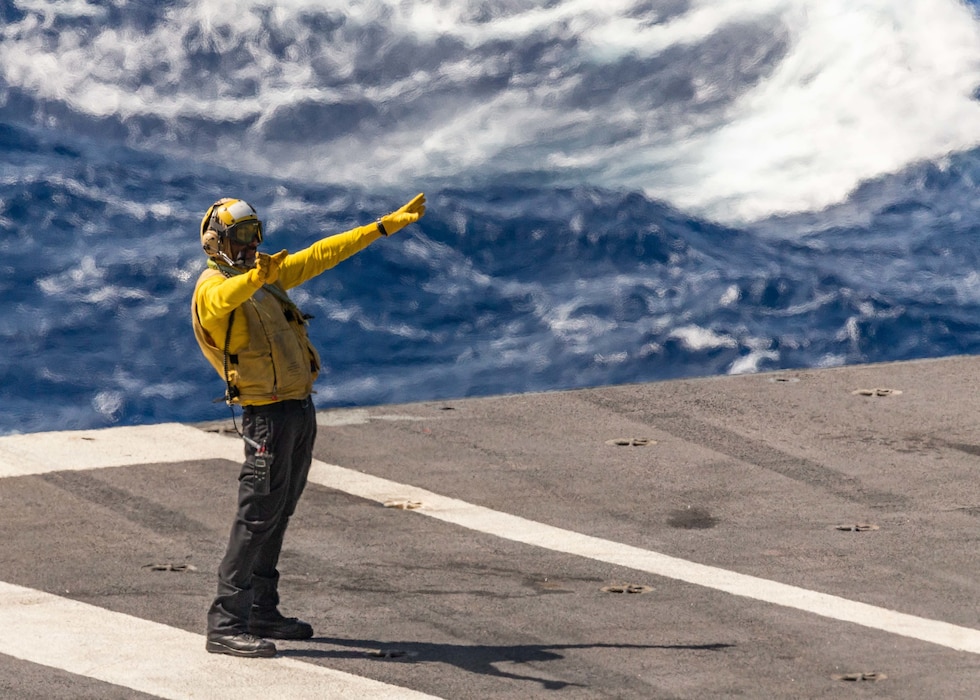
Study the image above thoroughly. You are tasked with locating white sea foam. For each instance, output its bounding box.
[1,0,978,223]
[663,0,980,221]
[669,325,739,351]
[91,390,124,419]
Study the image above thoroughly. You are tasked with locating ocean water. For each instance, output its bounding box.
[2,0,980,435]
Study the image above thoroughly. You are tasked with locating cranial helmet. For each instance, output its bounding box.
[200,198,263,258]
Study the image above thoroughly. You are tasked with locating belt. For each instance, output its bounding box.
[243,397,312,413]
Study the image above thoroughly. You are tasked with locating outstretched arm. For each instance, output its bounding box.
[277,194,427,290]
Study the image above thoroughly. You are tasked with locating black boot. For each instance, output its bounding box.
[249,608,314,640]
[206,633,277,657]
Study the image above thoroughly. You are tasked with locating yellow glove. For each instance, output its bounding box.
[245,249,288,287]
[377,193,426,237]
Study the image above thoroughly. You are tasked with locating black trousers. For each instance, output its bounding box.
[207,397,317,635]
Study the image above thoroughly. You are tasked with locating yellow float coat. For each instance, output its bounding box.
[192,223,382,405]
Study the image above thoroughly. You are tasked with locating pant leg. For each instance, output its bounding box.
[252,399,317,611]
[207,399,315,635]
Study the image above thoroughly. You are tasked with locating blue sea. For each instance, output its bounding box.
[2,0,980,435]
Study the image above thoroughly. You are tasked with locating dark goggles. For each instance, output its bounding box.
[226,219,263,245]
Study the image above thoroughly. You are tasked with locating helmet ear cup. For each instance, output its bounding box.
[200,198,235,258]
[201,229,222,257]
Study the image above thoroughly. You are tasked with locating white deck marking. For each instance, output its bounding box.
[0,424,244,476]
[306,460,980,655]
[0,581,440,700]
[2,422,980,680]
[0,426,441,699]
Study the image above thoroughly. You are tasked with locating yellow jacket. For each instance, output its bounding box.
[192,223,383,405]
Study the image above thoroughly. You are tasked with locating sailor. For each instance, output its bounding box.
[191,193,426,657]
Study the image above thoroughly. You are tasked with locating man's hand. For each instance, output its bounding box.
[246,249,289,287]
[378,193,426,236]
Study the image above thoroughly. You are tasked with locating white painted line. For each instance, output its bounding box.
[3,423,980,660]
[0,424,242,477]
[317,409,430,427]
[0,581,441,700]
[305,460,980,654]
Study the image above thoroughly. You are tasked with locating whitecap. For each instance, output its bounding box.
[729,349,780,375]
[4,1,977,223]
[669,325,738,351]
[92,390,124,420]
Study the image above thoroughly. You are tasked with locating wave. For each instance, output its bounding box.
[2,0,979,222]
[4,2,980,435]
[3,124,980,434]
